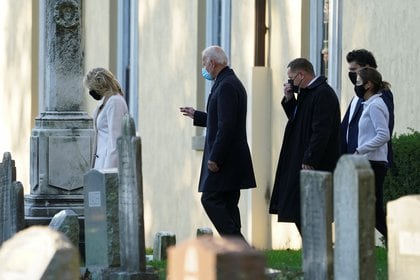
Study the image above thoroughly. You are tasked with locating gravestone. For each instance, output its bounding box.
[168,236,266,280]
[197,227,213,237]
[387,195,420,279]
[333,155,376,280]
[25,0,93,241]
[107,115,157,280]
[83,169,120,275]
[49,209,80,249]
[0,226,80,280]
[0,152,24,245]
[153,231,176,261]
[300,170,333,280]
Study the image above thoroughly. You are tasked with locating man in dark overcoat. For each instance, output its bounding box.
[180,46,256,241]
[269,58,340,233]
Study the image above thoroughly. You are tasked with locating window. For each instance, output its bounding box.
[116,0,139,128]
[309,0,341,96]
[204,0,232,100]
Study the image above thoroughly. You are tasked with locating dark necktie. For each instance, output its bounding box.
[347,98,363,153]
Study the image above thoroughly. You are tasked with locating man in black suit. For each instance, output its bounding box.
[180,46,256,241]
[269,58,341,234]
[341,49,394,166]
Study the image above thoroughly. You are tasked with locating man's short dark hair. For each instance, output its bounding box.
[346,49,378,68]
[287,58,315,75]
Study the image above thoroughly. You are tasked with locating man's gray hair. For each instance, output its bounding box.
[202,45,229,66]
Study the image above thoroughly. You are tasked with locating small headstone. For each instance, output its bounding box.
[197,227,213,237]
[300,170,333,280]
[0,226,80,279]
[0,152,25,245]
[153,231,176,261]
[167,236,266,280]
[83,169,120,269]
[49,209,79,248]
[387,195,420,279]
[333,155,376,280]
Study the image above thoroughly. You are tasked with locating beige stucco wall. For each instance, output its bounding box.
[84,0,111,115]
[341,0,420,135]
[137,0,210,247]
[0,1,33,190]
[268,0,305,249]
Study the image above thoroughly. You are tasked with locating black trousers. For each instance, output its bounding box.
[370,160,388,240]
[201,190,246,240]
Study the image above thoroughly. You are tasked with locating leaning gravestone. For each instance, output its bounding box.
[49,209,79,248]
[0,226,80,280]
[333,155,376,280]
[387,195,420,279]
[300,170,333,280]
[167,236,265,280]
[107,114,157,280]
[0,152,24,245]
[83,168,120,276]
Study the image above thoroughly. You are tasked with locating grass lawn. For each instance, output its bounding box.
[147,247,388,280]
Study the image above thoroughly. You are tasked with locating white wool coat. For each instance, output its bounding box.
[92,94,128,169]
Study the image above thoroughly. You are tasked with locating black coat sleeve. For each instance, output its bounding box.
[303,90,339,167]
[193,110,207,127]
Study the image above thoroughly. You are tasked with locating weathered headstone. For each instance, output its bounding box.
[0,152,24,245]
[83,169,120,273]
[387,195,420,279]
[107,115,157,279]
[168,236,266,280]
[197,227,213,237]
[0,226,80,280]
[153,231,176,261]
[300,170,333,280]
[49,209,80,249]
[25,0,93,244]
[333,155,376,280]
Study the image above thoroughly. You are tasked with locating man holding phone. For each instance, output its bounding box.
[269,58,341,233]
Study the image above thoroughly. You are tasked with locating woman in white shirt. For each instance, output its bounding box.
[84,68,128,169]
[354,67,391,242]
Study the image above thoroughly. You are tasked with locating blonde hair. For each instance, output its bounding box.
[83,68,124,96]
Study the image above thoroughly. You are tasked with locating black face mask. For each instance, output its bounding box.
[354,84,367,99]
[89,90,103,100]
[288,79,300,93]
[348,72,357,85]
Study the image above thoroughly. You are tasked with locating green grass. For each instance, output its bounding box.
[147,247,388,280]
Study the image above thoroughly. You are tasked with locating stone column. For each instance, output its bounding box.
[25,0,93,233]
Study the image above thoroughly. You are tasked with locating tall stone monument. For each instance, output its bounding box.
[25,0,93,231]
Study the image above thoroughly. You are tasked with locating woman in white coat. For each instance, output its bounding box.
[84,68,128,169]
[354,67,391,241]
